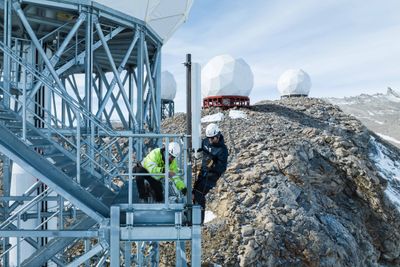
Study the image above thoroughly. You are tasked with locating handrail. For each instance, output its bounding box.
[0,187,52,229]
[0,88,116,178]
[0,41,114,136]
[0,40,123,169]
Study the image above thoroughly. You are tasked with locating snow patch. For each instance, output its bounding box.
[386,94,400,103]
[204,210,217,223]
[201,113,224,123]
[369,138,400,212]
[229,110,247,119]
[371,120,384,125]
[367,110,374,116]
[386,187,400,208]
[377,133,400,145]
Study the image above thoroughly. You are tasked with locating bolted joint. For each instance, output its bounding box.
[98,218,110,249]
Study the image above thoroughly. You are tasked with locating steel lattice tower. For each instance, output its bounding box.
[0,0,201,266]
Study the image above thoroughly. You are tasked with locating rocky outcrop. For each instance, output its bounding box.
[162,97,400,267]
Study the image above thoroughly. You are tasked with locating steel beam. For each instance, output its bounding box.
[94,21,137,127]
[2,0,12,108]
[0,230,98,238]
[191,206,202,267]
[121,227,192,241]
[56,26,125,75]
[110,206,120,267]
[65,243,103,267]
[96,30,139,122]
[23,13,87,105]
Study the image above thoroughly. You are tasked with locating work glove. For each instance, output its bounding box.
[194,151,202,160]
[181,188,187,196]
[175,180,186,191]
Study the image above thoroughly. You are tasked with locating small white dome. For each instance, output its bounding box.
[201,54,254,98]
[161,71,177,100]
[277,69,311,96]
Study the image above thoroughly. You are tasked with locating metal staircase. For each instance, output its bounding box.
[0,107,116,219]
[0,0,201,265]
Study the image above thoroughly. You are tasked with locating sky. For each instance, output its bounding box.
[161,0,400,112]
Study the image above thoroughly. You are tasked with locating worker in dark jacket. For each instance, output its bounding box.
[193,123,228,223]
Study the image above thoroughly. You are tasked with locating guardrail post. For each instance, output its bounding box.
[110,205,120,267]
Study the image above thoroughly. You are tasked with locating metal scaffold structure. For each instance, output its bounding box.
[0,0,200,266]
[161,99,175,120]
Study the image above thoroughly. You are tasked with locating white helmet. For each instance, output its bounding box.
[168,142,181,157]
[206,123,220,138]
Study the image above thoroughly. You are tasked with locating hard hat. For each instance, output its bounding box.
[168,142,181,158]
[206,123,220,138]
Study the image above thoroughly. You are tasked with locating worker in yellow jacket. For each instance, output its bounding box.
[135,142,187,202]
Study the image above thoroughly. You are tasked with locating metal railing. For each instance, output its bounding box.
[0,40,124,185]
[1,39,192,207]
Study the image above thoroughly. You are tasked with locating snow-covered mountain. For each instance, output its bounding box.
[327,88,400,148]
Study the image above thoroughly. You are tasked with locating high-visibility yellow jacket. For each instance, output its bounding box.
[142,148,186,190]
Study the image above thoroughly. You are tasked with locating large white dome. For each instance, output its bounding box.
[161,71,177,100]
[201,54,254,98]
[277,69,311,96]
[94,0,193,43]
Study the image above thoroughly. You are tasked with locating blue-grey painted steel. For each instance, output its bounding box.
[155,47,162,133]
[2,0,11,108]
[136,29,145,133]
[121,227,192,241]
[0,0,201,266]
[56,26,126,75]
[20,216,96,267]
[124,242,132,267]
[66,243,103,267]
[0,123,107,221]
[192,206,202,267]
[13,3,70,96]
[176,241,187,267]
[94,21,137,126]
[110,206,120,267]
[0,230,98,238]
[96,30,139,121]
[22,13,87,104]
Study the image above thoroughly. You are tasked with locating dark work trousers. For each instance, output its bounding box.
[193,172,218,223]
[135,165,164,202]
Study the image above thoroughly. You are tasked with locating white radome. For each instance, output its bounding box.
[277,69,311,96]
[161,71,177,100]
[201,54,254,98]
[94,0,193,43]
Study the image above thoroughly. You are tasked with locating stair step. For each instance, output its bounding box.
[5,121,23,129]
[62,165,77,178]
[0,107,119,214]
[100,190,117,204]
[51,155,72,163]
[43,149,65,158]
[0,113,17,120]
[87,184,105,197]
[55,160,75,169]
[28,138,53,147]
[29,143,54,149]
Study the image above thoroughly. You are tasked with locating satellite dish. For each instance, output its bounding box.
[161,71,177,100]
[277,69,311,97]
[94,0,194,42]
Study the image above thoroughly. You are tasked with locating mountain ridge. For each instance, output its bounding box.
[161,97,400,266]
[326,88,400,148]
